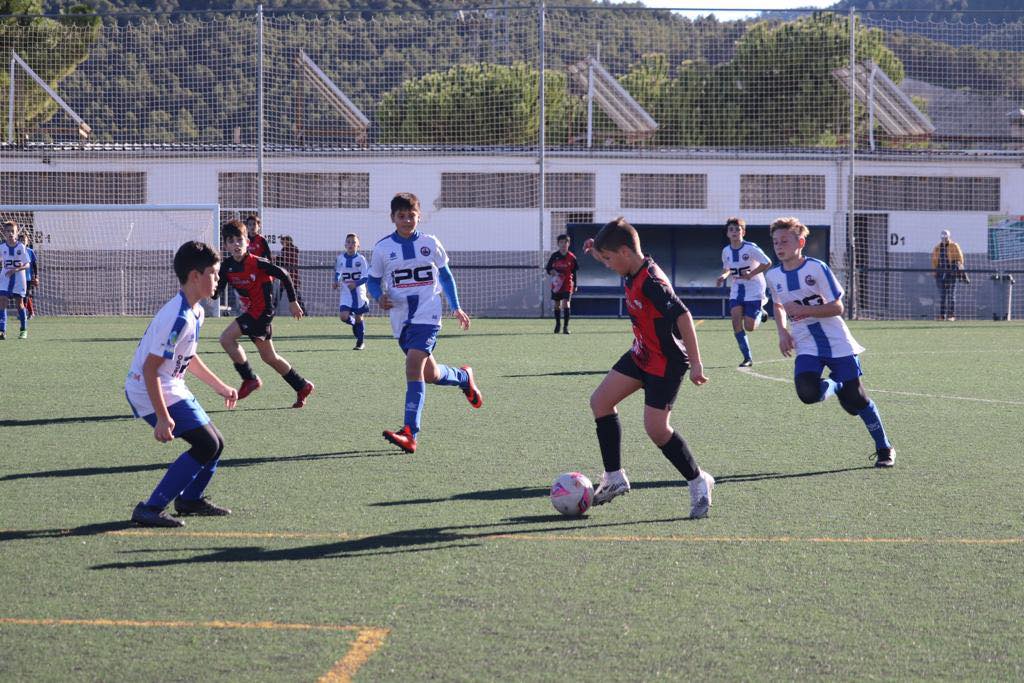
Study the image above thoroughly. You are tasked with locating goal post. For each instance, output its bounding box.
[0,204,221,316]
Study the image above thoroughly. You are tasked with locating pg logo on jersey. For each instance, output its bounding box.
[393,265,434,288]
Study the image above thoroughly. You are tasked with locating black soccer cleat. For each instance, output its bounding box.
[738,359,753,368]
[131,502,185,527]
[874,447,896,468]
[174,496,232,516]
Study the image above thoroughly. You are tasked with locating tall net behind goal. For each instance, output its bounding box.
[0,205,219,316]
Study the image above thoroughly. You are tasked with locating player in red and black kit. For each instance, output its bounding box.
[216,220,314,408]
[581,217,716,519]
[244,214,273,261]
[545,234,578,334]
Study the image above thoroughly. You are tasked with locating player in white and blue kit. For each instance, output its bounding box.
[0,220,31,340]
[716,217,772,367]
[333,233,370,350]
[125,241,239,527]
[367,193,483,454]
[765,217,895,467]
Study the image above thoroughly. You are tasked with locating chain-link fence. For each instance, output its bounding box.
[2,7,1023,318]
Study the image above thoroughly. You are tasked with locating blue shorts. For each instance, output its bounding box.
[339,303,370,315]
[0,290,23,300]
[131,396,211,437]
[399,323,440,355]
[728,299,763,319]
[794,354,863,383]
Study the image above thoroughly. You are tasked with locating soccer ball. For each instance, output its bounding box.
[550,472,594,517]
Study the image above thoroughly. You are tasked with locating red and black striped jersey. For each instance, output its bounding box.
[545,250,578,294]
[623,257,690,377]
[248,234,273,261]
[216,253,295,318]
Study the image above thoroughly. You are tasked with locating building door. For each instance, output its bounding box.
[852,213,889,318]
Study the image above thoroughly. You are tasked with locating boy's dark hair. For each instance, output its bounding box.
[593,217,641,254]
[222,219,246,241]
[556,233,570,242]
[725,216,746,230]
[391,192,421,215]
[346,233,358,240]
[174,241,221,285]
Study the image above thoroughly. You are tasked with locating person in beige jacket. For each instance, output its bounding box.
[931,229,965,320]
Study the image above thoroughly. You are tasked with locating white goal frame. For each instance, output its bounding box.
[0,203,221,316]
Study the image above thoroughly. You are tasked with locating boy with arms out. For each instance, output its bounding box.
[582,218,715,519]
[126,241,238,527]
[765,217,895,467]
[545,234,579,334]
[333,233,370,350]
[368,193,483,454]
[215,220,315,408]
[1,220,31,340]
[716,216,772,367]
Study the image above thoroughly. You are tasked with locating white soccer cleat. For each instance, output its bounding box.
[593,469,631,506]
[688,470,715,519]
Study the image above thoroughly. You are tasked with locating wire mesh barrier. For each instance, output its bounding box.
[2,7,1022,319]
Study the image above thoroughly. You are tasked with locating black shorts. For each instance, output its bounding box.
[237,312,274,341]
[551,291,572,301]
[611,350,687,410]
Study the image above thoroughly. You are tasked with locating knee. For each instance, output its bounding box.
[837,380,868,415]
[589,391,610,417]
[258,347,278,364]
[743,319,755,332]
[794,374,821,404]
[187,428,222,465]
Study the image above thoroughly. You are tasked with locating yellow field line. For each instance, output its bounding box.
[0,617,389,682]
[8,528,1014,546]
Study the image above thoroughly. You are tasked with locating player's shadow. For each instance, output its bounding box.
[0,521,135,542]
[368,466,873,507]
[503,370,608,378]
[0,449,397,483]
[0,414,132,428]
[89,514,694,570]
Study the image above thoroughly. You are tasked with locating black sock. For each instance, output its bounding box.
[563,309,571,329]
[553,309,562,329]
[595,414,622,473]
[659,431,700,481]
[282,368,307,391]
[234,362,257,381]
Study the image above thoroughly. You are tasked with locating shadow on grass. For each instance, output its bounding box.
[369,466,873,507]
[0,450,397,482]
[89,514,694,570]
[503,370,608,378]
[1,521,136,541]
[0,414,133,428]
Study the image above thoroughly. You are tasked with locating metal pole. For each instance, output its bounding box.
[847,8,858,320]
[8,52,15,144]
[538,1,546,316]
[586,47,594,148]
[257,5,265,218]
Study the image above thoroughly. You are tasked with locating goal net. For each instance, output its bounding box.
[0,204,220,316]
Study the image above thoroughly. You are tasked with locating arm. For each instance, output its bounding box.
[214,264,229,299]
[187,354,237,408]
[741,261,773,280]
[676,310,706,386]
[773,300,795,357]
[438,265,470,330]
[258,259,303,319]
[715,268,731,287]
[142,353,174,443]
[544,253,557,275]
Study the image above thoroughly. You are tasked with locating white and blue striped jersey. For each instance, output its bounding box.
[125,291,203,417]
[369,231,449,337]
[334,251,369,310]
[765,258,864,359]
[1,241,30,296]
[721,241,770,303]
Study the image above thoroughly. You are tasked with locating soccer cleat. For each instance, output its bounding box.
[562,327,570,335]
[292,381,315,408]
[18,330,27,339]
[238,377,262,400]
[131,502,185,528]
[593,471,631,506]
[874,447,896,468]
[760,309,769,324]
[174,496,231,516]
[460,365,483,409]
[383,425,417,453]
[0,331,6,340]
[688,470,715,519]
[553,325,561,334]
[353,341,366,350]
[738,359,753,368]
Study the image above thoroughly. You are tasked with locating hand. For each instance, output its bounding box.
[778,329,795,357]
[782,301,808,322]
[715,276,726,287]
[332,282,339,290]
[347,281,356,290]
[154,416,175,443]
[379,292,394,310]
[689,361,708,386]
[218,384,238,409]
[582,238,595,254]
[290,301,304,320]
[453,308,471,330]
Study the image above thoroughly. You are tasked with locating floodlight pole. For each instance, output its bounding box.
[847,8,858,320]
[538,1,547,316]
[257,5,265,218]
[8,52,14,144]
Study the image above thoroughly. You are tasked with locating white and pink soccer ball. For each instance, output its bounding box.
[550,472,594,517]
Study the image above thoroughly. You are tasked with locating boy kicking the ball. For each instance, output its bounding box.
[583,217,715,519]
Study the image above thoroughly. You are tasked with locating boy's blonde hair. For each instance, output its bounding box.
[770,216,809,240]
[593,217,642,255]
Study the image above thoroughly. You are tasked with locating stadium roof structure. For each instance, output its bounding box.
[294,49,370,144]
[832,60,935,139]
[566,56,658,142]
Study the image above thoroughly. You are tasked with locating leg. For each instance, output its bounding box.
[0,294,8,336]
[15,295,27,337]
[589,369,641,505]
[352,312,365,349]
[219,320,249,365]
[552,299,561,333]
[947,280,957,320]
[731,305,752,366]
[254,337,313,406]
[836,378,894,463]
[339,306,354,326]
[561,298,571,334]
